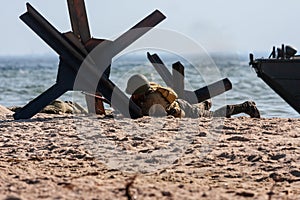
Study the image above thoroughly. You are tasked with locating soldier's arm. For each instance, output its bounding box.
[166,101,185,118]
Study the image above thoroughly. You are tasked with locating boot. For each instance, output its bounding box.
[214,101,260,118]
[227,101,260,118]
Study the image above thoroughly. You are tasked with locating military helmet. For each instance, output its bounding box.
[125,74,151,95]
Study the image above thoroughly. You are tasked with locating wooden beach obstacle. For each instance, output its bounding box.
[13,0,166,120]
[147,52,232,104]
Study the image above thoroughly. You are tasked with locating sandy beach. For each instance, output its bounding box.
[0,107,299,200]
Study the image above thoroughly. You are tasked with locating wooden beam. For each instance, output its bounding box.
[147,52,232,104]
[147,52,173,87]
[172,61,185,98]
[67,0,91,43]
[184,78,232,104]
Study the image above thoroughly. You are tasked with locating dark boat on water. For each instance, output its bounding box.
[249,44,300,115]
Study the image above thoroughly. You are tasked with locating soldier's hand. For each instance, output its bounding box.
[168,107,184,118]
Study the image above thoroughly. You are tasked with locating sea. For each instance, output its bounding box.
[0,51,298,118]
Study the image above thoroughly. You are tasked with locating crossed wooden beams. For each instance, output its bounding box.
[147,53,232,104]
[13,0,165,119]
[13,1,232,120]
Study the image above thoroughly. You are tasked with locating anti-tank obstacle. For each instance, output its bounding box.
[13,0,166,119]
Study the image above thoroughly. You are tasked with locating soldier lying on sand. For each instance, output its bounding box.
[126,74,260,118]
[10,100,88,115]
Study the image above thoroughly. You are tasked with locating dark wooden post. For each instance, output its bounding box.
[172,61,185,98]
[147,52,173,88]
[67,0,106,114]
[67,0,91,43]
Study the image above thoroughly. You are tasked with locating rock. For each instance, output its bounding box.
[4,195,22,200]
[290,170,300,177]
[269,154,286,160]
[161,191,172,197]
[217,152,236,160]
[227,136,250,142]
[197,132,207,137]
[236,191,255,197]
[22,178,40,184]
[247,155,262,162]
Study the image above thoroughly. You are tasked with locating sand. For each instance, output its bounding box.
[0,110,299,200]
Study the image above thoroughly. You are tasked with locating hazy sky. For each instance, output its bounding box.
[1,0,300,56]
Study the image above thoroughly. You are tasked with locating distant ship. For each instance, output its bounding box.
[249,44,300,115]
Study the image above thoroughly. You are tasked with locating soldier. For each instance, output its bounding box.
[125,74,260,118]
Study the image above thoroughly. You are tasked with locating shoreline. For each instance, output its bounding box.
[0,111,300,199]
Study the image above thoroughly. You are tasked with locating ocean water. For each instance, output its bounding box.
[0,53,298,118]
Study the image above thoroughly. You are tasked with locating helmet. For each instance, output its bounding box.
[125,74,150,95]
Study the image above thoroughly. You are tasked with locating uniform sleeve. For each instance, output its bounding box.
[166,101,185,118]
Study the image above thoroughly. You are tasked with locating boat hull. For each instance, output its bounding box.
[252,59,300,115]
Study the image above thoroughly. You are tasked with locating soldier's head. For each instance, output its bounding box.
[125,74,151,95]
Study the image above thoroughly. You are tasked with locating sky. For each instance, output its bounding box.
[1,0,300,57]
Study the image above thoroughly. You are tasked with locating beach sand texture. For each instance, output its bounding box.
[0,110,300,200]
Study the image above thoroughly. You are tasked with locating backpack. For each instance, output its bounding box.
[149,82,178,103]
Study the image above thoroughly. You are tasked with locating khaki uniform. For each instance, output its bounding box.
[131,83,184,117]
[41,100,87,114]
[177,99,213,118]
[130,82,260,118]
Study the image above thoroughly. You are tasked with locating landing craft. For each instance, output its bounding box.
[249,44,300,115]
